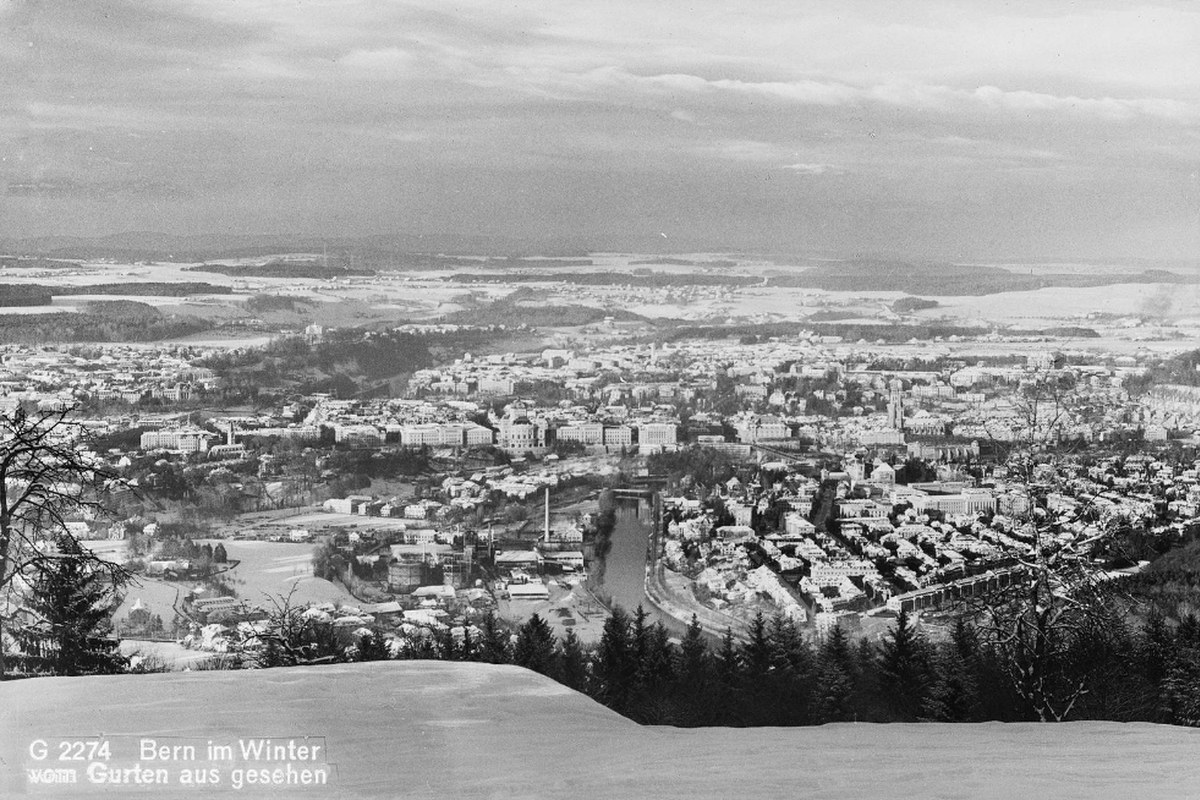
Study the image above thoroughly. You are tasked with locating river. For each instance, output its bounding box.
[598,498,690,638]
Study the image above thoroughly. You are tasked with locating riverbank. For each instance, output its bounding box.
[588,498,726,641]
[644,563,750,643]
[591,501,682,632]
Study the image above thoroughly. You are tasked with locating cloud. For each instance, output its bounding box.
[693,139,793,163]
[339,47,419,73]
[5,0,1198,258]
[782,163,842,175]
[4,175,193,199]
[967,85,1196,122]
[23,102,180,131]
[557,67,1200,124]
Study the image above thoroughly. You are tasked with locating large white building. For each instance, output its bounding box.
[400,423,443,447]
[637,422,677,451]
[910,489,997,516]
[139,428,212,453]
[397,421,494,448]
[498,417,543,452]
[735,416,789,443]
[557,422,604,446]
[860,429,905,446]
[333,424,384,446]
[603,425,633,447]
[477,376,516,396]
[783,511,816,537]
[465,424,494,446]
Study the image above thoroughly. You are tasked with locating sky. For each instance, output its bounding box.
[3,0,1199,259]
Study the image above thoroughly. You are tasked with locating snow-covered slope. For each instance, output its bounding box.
[3,661,1199,799]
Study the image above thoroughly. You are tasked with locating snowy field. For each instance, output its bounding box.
[118,639,215,669]
[8,259,1199,349]
[0,305,74,314]
[115,577,181,624]
[3,661,1200,799]
[201,539,359,609]
[86,538,359,634]
[272,512,412,532]
[81,540,182,622]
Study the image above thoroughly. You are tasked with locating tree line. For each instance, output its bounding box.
[451,604,1200,725]
[241,596,1200,728]
[15,556,1200,731]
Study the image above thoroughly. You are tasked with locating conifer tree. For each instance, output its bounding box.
[923,617,983,722]
[592,606,636,712]
[855,636,880,721]
[877,610,931,721]
[814,625,856,723]
[1161,613,1200,726]
[677,614,710,687]
[478,611,511,664]
[637,621,677,715]
[767,613,810,674]
[711,626,746,723]
[766,613,814,725]
[673,615,713,723]
[740,611,773,681]
[1133,607,1175,722]
[716,626,741,689]
[1139,607,1173,688]
[1,406,131,678]
[557,628,588,692]
[14,535,125,676]
[512,613,557,676]
[631,605,650,687]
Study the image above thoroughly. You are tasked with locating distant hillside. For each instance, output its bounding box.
[202,329,435,396]
[448,271,756,287]
[1136,349,1200,389]
[653,320,1098,343]
[2,661,1198,799]
[0,285,52,306]
[769,260,1200,296]
[60,282,232,297]
[892,296,939,313]
[440,292,645,327]
[0,282,231,305]
[0,256,78,270]
[0,307,210,343]
[0,232,597,262]
[630,257,739,268]
[1124,535,1200,617]
[187,261,375,279]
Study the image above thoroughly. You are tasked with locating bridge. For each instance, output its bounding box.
[612,487,656,501]
[749,442,814,464]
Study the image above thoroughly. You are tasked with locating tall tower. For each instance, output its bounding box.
[887,385,904,430]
